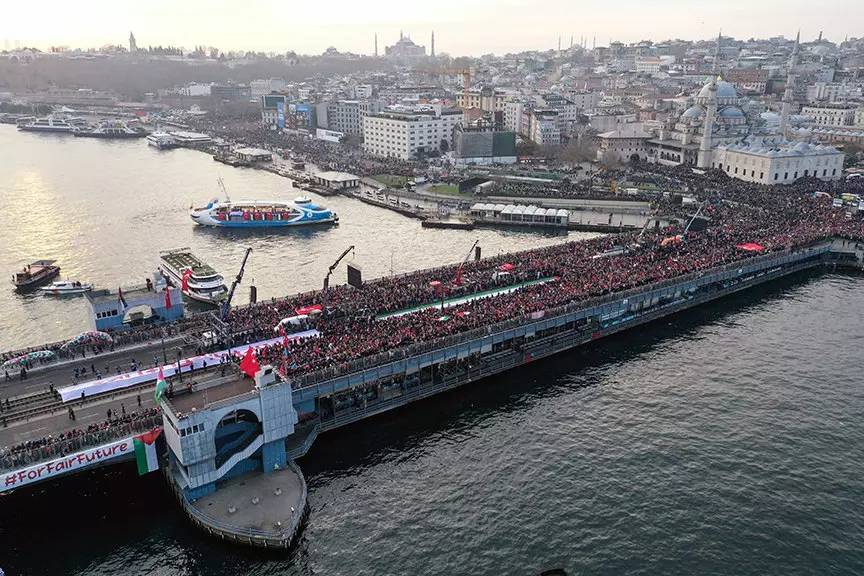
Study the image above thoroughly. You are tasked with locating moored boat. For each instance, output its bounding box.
[11,260,61,291]
[74,123,146,139]
[159,249,227,304]
[39,280,93,295]
[146,132,177,149]
[190,196,338,228]
[17,116,79,134]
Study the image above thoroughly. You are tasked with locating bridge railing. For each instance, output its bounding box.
[0,414,162,474]
[288,242,832,390]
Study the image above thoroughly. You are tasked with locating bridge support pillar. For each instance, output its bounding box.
[262,439,287,472]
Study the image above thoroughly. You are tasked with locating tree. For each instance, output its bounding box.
[516,140,539,157]
[558,139,597,165]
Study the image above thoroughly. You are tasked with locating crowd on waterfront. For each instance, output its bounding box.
[0,408,160,471]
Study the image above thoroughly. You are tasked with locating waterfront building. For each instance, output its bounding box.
[711,141,845,184]
[316,99,382,136]
[362,105,462,160]
[596,124,654,164]
[261,94,287,129]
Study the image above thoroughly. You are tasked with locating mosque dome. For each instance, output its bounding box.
[718,106,745,118]
[681,105,705,119]
[697,79,738,100]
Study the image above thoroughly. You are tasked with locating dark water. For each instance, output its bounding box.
[0,125,582,351]
[3,270,864,575]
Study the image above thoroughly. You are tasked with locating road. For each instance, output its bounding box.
[0,385,158,447]
[1,337,195,401]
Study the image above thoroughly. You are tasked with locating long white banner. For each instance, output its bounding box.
[57,330,319,403]
[3,437,134,490]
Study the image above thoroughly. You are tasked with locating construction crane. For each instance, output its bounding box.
[322,245,355,310]
[453,239,479,286]
[221,247,252,320]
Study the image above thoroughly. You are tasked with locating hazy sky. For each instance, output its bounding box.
[2,0,860,56]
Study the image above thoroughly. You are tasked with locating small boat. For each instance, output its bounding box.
[39,280,93,296]
[12,260,61,291]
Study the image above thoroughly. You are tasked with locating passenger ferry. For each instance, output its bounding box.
[17,116,80,134]
[146,132,177,149]
[190,196,339,228]
[159,249,227,304]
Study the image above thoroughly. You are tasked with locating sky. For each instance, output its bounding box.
[1,0,860,56]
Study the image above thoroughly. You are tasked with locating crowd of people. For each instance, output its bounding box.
[0,408,160,471]
[5,158,864,473]
[214,166,864,386]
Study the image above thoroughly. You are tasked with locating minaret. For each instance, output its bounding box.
[712,29,722,74]
[431,31,435,57]
[374,33,378,57]
[400,30,403,41]
[697,31,722,169]
[779,31,800,139]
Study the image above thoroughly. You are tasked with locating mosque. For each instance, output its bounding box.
[644,33,845,184]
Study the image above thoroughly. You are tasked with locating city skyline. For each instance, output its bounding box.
[2,0,860,56]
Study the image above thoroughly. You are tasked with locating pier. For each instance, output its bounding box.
[3,237,863,547]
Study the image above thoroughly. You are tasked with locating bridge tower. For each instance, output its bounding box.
[160,365,298,500]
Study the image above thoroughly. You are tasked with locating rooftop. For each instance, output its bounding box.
[315,171,360,182]
[166,364,257,417]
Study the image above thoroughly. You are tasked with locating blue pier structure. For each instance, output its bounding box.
[86,284,183,331]
[4,238,864,547]
[161,366,298,500]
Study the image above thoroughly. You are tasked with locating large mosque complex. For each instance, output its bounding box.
[600,34,845,185]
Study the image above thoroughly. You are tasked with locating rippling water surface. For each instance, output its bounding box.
[2,129,864,576]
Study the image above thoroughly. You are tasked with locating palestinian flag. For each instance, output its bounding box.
[154,367,168,405]
[134,428,162,475]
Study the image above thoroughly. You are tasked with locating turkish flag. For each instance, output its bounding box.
[239,346,260,378]
[164,288,172,309]
[181,268,193,292]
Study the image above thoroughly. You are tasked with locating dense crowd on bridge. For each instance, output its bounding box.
[215,167,864,384]
[4,163,864,470]
[0,408,160,471]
